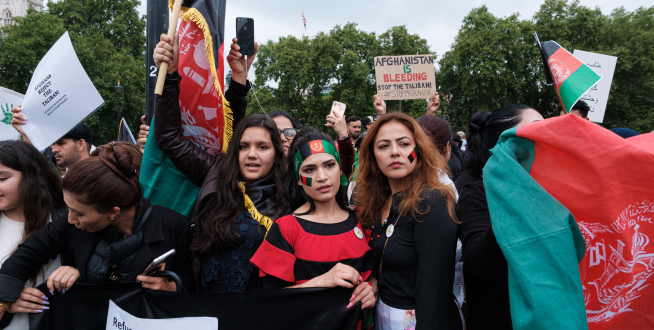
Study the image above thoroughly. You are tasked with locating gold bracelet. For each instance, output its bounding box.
[0,302,9,313]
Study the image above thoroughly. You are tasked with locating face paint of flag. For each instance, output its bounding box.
[408,147,419,163]
[301,176,312,187]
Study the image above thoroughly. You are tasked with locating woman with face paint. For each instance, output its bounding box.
[354,112,460,330]
[250,128,375,311]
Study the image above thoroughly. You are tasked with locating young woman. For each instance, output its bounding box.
[0,141,65,329]
[153,34,290,293]
[355,112,460,329]
[269,110,302,156]
[0,144,191,325]
[456,104,543,330]
[250,128,375,310]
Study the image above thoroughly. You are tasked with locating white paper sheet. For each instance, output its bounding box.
[572,50,618,123]
[106,300,218,330]
[19,31,104,151]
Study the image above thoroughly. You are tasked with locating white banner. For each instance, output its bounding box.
[20,31,104,151]
[0,86,23,141]
[106,300,218,330]
[572,50,618,123]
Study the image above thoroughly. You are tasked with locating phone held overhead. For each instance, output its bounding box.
[236,17,255,56]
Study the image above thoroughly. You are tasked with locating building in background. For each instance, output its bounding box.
[1,0,44,27]
[225,70,232,91]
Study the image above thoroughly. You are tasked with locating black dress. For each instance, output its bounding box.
[456,176,512,330]
[370,190,459,329]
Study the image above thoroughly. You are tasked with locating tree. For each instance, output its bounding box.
[439,0,654,132]
[250,23,434,133]
[0,0,145,146]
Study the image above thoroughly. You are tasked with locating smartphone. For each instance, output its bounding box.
[236,17,255,56]
[331,101,346,118]
[142,249,176,276]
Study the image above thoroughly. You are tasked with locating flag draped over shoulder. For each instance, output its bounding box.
[484,114,654,330]
[140,0,228,218]
[534,32,602,113]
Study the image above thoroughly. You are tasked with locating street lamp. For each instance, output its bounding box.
[115,81,123,140]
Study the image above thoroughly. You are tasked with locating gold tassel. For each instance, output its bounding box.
[239,183,273,236]
[178,8,234,153]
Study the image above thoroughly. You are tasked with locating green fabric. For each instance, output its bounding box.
[139,123,200,219]
[559,64,601,112]
[483,127,587,330]
[293,139,340,180]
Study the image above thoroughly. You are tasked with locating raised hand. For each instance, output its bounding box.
[326,110,348,140]
[427,92,440,115]
[153,33,179,74]
[227,38,258,85]
[139,115,149,140]
[373,95,386,115]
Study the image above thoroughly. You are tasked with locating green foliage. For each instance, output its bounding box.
[250,23,433,134]
[0,1,145,146]
[439,0,654,132]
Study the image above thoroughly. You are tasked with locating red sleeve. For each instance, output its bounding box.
[250,216,299,283]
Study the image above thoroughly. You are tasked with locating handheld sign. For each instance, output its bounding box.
[572,50,618,123]
[106,300,217,330]
[19,32,104,151]
[0,86,23,141]
[374,55,436,100]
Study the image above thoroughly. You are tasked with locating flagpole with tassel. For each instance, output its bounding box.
[154,0,184,95]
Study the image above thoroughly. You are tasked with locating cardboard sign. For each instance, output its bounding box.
[374,55,436,100]
[106,300,218,330]
[572,50,618,123]
[0,86,23,141]
[19,31,104,151]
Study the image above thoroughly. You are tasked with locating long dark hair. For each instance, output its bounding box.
[416,115,453,157]
[0,140,64,242]
[192,114,289,257]
[269,110,302,129]
[63,143,141,213]
[283,128,349,216]
[465,104,533,176]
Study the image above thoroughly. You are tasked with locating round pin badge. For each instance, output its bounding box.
[386,224,395,237]
[354,227,364,239]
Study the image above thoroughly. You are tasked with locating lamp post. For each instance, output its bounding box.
[115,81,123,140]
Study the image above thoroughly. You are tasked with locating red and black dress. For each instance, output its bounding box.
[250,212,373,289]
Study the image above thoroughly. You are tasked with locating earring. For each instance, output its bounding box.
[109,217,115,221]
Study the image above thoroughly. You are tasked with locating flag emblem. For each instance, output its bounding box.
[386,224,395,237]
[301,175,312,187]
[408,147,419,163]
[310,141,325,153]
[354,227,364,239]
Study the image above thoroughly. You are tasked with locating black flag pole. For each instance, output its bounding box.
[533,32,554,86]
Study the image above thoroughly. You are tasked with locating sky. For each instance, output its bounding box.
[137,0,651,81]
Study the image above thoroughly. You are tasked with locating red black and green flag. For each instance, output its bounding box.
[533,32,602,113]
[484,115,654,330]
[407,147,419,163]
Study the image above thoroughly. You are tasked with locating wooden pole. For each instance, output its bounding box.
[154,0,183,95]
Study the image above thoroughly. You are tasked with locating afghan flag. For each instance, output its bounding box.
[140,0,229,218]
[484,114,654,330]
[534,32,602,113]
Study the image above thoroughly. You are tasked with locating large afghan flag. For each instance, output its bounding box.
[140,0,229,218]
[534,32,602,113]
[484,114,654,330]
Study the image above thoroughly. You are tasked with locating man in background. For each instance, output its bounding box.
[345,115,361,145]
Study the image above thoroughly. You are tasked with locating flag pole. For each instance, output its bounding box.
[154,0,183,95]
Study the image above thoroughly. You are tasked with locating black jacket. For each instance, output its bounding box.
[0,198,192,304]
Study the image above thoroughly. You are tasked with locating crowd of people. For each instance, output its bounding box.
[0,33,645,330]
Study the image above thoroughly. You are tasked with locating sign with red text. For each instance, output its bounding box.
[374,55,436,100]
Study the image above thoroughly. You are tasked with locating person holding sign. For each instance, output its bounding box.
[250,128,375,310]
[354,112,460,329]
[0,141,66,329]
[0,144,192,319]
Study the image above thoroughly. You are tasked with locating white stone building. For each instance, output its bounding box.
[1,0,44,27]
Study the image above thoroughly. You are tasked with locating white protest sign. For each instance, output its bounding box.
[374,55,436,100]
[20,31,104,151]
[106,300,218,330]
[572,50,618,123]
[0,86,23,141]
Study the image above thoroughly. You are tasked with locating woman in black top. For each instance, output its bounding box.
[456,104,543,329]
[0,144,191,323]
[354,112,459,329]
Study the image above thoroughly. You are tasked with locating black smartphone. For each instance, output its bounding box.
[236,17,255,56]
[142,249,175,276]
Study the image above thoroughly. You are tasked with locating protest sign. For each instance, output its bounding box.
[573,50,618,123]
[0,86,23,141]
[19,31,104,151]
[374,55,436,100]
[107,300,218,330]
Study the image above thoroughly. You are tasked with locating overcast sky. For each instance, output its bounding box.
[137,0,650,80]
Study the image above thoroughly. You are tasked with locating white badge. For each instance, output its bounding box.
[386,224,395,237]
[354,227,364,239]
